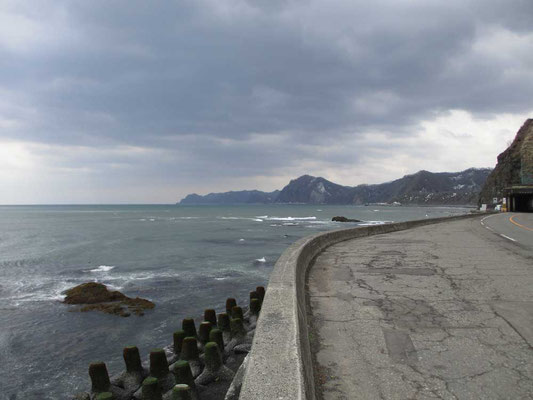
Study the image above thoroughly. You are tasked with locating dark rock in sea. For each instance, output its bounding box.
[63,282,155,317]
[332,216,362,222]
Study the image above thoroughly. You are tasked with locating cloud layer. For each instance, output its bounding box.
[1,0,532,203]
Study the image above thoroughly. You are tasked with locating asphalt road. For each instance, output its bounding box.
[308,216,533,400]
[481,212,533,252]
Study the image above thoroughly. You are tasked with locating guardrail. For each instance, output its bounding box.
[239,213,485,400]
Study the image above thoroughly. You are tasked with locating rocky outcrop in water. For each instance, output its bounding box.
[478,119,533,205]
[63,282,155,317]
[332,216,362,222]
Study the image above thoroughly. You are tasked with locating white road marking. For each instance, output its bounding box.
[480,213,499,223]
[500,234,517,242]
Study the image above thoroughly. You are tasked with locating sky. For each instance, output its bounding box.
[1,0,532,204]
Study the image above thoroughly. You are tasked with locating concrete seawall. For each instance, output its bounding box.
[239,213,486,400]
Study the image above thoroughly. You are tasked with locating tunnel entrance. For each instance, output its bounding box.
[506,186,533,212]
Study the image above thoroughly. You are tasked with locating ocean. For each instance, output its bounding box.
[0,204,472,399]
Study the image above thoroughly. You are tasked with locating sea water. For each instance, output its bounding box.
[0,204,471,399]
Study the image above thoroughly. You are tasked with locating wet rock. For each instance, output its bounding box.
[63,282,154,317]
[332,216,361,222]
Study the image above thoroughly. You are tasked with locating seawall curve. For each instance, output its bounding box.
[239,213,486,400]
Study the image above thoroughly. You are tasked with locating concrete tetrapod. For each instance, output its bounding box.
[149,349,175,394]
[231,306,244,322]
[173,330,186,357]
[223,354,249,400]
[249,291,259,302]
[225,298,237,315]
[180,337,203,378]
[255,286,265,303]
[141,377,162,400]
[208,329,225,357]
[246,298,261,330]
[89,362,128,400]
[111,346,147,394]
[217,312,231,344]
[197,322,213,347]
[170,361,199,400]
[249,298,261,315]
[182,319,197,339]
[96,393,113,400]
[171,384,192,400]
[203,309,217,327]
[195,343,235,386]
[225,318,248,352]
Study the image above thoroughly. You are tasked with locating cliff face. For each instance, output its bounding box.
[360,168,491,205]
[276,175,354,204]
[479,119,533,204]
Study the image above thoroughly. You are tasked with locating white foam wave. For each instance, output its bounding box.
[103,282,124,291]
[255,215,268,219]
[357,221,393,226]
[218,216,267,222]
[239,238,245,242]
[283,222,299,226]
[255,257,266,263]
[267,216,316,221]
[90,265,115,273]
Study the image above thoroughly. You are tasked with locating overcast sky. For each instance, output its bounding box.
[1,0,532,204]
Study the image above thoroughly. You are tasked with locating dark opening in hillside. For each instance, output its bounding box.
[510,194,533,212]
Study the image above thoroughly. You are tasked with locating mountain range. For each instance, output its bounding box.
[179,168,492,205]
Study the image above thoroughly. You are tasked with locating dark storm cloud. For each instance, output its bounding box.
[1,0,532,201]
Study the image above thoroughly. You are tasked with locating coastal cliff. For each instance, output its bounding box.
[478,119,533,204]
[180,168,491,206]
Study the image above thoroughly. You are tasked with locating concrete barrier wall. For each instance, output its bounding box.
[239,213,485,400]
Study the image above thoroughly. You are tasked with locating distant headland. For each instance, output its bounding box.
[179,168,492,206]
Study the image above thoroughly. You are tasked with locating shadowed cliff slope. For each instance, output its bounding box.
[479,119,533,205]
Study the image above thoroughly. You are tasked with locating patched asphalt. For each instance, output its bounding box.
[308,216,533,400]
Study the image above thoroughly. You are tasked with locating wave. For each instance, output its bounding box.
[255,215,268,219]
[89,265,115,273]
[255,257,266,263]
[252,218,263,222]
[357,221,393,226]
[267,216,316,221]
